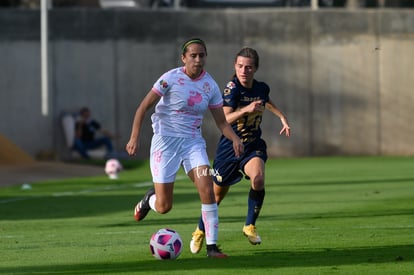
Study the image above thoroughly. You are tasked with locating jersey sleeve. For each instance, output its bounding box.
[222,81,239,109]
[152,71,172,97]
[208,81,223,109]
[262,82,270,104]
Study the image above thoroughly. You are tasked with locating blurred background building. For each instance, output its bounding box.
[1,0,413,161]
[1,0,413,9]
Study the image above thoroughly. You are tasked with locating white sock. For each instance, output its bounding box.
[149,195,158,213]
[201,203,218,245]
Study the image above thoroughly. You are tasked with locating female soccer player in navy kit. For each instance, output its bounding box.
[190,47,291,253]
[126,38,243,258]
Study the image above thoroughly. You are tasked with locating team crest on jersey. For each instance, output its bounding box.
[159,79,168,89]
[202,82,211,93]
[226,81,236,89]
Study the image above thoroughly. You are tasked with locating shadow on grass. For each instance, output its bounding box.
[263,209,414,221]
[0,192,201,220]
[274,177,414,187]
[2,187,413,222]
[1,245,412,274]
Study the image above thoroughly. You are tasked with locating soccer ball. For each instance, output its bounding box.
[104,158,122,179]
[149,228,183,260]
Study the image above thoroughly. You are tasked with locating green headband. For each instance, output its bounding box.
[181,39,206,54]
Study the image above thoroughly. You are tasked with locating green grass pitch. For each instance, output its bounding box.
[1,156,413,274]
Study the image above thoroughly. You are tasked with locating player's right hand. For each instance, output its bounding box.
[246,100,264,113]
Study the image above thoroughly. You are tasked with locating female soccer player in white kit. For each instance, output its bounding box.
[126,38,243,258]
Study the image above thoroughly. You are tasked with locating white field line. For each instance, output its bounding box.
[0,181,153,204]
[51,181,154,197]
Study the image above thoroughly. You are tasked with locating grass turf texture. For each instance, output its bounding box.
[0,156,413,274]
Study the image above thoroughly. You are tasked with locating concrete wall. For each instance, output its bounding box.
[0,8,413,160]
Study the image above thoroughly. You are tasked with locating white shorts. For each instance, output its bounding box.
[150,134,210,183]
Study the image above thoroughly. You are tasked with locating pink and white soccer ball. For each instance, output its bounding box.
[149,228,183,260]
[104,158,122,179]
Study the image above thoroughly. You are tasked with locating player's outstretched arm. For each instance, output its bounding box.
[265,98,291,137]
[126,90,160,156]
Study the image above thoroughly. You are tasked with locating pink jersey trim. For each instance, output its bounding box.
[209,102,223,109]
[182,67,206,81]
[151,88,162,96]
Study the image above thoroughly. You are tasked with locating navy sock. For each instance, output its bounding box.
[197,215,204,231]
[245,188,265,225]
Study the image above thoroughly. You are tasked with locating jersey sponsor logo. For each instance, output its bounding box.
[223,88,231,96]
[187,91,203,106]
[241,96,262,103]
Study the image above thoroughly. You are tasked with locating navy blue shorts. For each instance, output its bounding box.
[212,138,267,186]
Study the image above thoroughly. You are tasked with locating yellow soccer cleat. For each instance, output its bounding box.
[243,224,262,245]
[190,227,205,254]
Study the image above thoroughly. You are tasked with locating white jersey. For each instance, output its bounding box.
[151,67,223,138]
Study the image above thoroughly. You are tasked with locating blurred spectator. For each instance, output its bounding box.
[74,107,114,159]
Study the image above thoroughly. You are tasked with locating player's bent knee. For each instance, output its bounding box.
[156,203,173,214]
[252,175,265,190]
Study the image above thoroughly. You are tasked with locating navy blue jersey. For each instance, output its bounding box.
[213,77,269,186]
[223,77,270,143]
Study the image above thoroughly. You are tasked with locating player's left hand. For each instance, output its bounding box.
[279,117,290,137]
[280,125,290,137]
